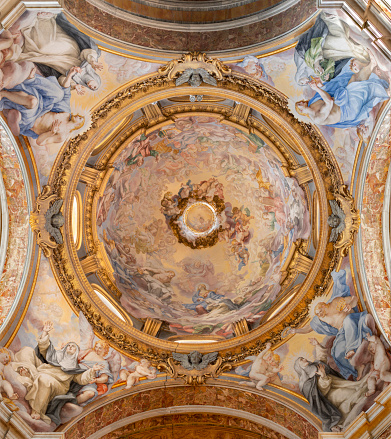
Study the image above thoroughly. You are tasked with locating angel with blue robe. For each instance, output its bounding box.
[288,270,374,380]
[295,59,389,128]
[0,66,84,142]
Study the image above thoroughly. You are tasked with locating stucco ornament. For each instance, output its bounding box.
[330,185,360,255]
[159,52,231,83]
[172,351,218,370]
[30,185,64,257]
[45,199,65,245]
[176,68,217,87]
[328,200,346,242]
[159,351,228,385]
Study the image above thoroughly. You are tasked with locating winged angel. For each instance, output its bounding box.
[172,351,218,370]
[77,312,121,404]
[175,68,217,87]
[328,200,345,242]
[44,199,64,245]
[118,359,157,389]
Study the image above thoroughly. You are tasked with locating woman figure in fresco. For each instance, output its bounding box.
[184,284,238,315]
[294,357,368,432]
[288,270,375,380]
[11,321,103,425]
[0,66,84,143]
[236,56,274,87]
[11,11,103,93]
[294,59,389,128]
[294,12,370,85]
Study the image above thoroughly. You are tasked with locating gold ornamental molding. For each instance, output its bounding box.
[159,52,231,82]
[142,318,163,337]
[233,318,250,336]
[46,53,349,368]
[158,351,231,385]
[29,185,64,258]
[331,185,361,257]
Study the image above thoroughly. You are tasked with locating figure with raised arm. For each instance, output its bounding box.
[11,321,103,424]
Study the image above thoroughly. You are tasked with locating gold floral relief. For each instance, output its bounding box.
[47,54,348,371]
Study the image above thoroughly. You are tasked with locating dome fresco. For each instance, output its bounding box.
[1,6,391,438]
[97,117,311,337]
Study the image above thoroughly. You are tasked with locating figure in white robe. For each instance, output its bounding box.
[295,12,370,85]
[16,12,102,78]
[11,321,103,425]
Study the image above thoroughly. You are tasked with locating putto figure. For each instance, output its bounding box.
[172,351,218,370]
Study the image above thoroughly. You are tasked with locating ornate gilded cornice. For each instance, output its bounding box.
[47,53,349,371]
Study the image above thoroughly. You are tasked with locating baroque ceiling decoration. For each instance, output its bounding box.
[42,52,354,372]
[1,5,391,439]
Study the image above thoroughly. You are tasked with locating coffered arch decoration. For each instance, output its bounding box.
[59,384,320,438]
[0,119,36,340]
[46,53,355,373]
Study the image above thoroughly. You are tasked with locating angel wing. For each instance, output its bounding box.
[45,224,63,244]
[329,200,345,221]
[46,199,63,217]
[329,228,340,242]
[197,68,217,86]
[78,311,95,351]
[172,352,193,370]
[195,352,218,370]
[175,69,193,86]
[106,349,122,381]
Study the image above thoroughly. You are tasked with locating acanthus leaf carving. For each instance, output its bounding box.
[29,185,64,257]
[159,52,231,83]
[331,185,360,256]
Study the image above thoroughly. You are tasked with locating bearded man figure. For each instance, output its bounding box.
[11,321,103,425]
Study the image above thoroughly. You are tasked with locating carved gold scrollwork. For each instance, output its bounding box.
[158,356,228,385]
[332,185,361,256]
[158,52,231,82]
[29,185,63,257]
[47,52,345,365]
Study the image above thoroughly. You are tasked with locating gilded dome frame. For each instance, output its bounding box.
[47,55,347,367]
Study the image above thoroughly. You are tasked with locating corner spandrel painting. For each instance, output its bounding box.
[0,11,159,183]
[231,10,391,185]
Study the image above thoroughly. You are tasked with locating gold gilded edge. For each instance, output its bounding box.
[47,57,344,367]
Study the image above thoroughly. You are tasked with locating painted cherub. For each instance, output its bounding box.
[0,348,18,400]
[77,313,121,404]
[119,359,157,389]
[248,343,283,390]
[366,334,391,397]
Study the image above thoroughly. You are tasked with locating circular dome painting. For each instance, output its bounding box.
[97,116,311,338]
